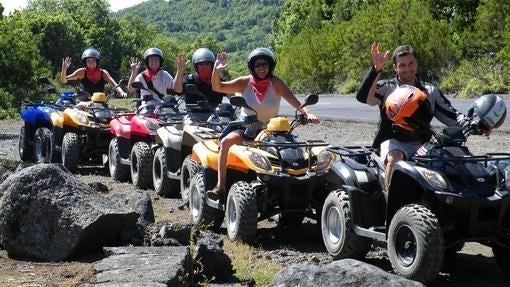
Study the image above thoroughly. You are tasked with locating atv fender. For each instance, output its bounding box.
[192,141,219,170]
[156,125,183,150]
[386,161,435,225]
[327,157,380,191]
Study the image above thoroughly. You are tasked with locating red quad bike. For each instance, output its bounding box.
[152,83,236,199]
[108,81,185,189]
[321,94,510,283]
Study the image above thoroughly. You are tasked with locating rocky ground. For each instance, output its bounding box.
[1,118,509,286]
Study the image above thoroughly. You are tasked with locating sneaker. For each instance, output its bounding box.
[206,186,224,201]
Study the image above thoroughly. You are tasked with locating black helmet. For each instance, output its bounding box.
[143,47,164,66]
[192,48,215,70]
[247,47,276,77]
[467,94,506,132]
[81,47,100,64]
[215,103,235,117]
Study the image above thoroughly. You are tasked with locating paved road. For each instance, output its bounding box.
[279,94,510,131]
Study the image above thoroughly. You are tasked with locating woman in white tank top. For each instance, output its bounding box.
[206,47,320,200]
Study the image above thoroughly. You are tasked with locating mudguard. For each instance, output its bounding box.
[327,157,379,189]
[156,125,183,150]
[192,140,219,170]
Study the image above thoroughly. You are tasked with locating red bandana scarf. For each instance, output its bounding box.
[86,68,101,84]
[143,68,159,82]
[197,66,212,85]
[250,75,272,102]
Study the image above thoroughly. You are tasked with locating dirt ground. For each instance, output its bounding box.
[1,118,509,286]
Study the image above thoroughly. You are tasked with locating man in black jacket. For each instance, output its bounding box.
[356,43,466,189]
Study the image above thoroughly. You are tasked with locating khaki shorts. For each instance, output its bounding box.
[380,139,422,162]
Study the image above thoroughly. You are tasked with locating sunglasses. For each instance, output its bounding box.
[254,62,270,68]
[197,62,213,67]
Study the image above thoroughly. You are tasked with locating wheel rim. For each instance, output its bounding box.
[34,136,43,159]
[227,195,238,234]
[132,152,139,177]
[154,154,162,185]
[326,206,342,245]
[394,224,417,267]
[108,143,116,173]
[190,184,201,221]
[182,165,190,198]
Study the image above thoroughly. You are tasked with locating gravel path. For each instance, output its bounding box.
[1,118,509,286]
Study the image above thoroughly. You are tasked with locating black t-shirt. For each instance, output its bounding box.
[81,69,107,95]
[181,74,226,109]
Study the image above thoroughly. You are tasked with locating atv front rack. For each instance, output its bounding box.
[249,139,329,149]
[412,152,510,165]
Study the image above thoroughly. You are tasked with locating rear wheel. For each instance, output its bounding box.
[493,245,510,276]
[388,204,444,283]
[226,181,258,243]
[189,173,223,230]
[180,155,200,203]
[19,125,34,162]
[153,147,179,197]
[321,190,373,259]
[108,138,130,182]
[130,141,153,189]
[33,127,51,163]
[62,132,80,173]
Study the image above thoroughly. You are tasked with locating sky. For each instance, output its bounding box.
[1,0,147,15]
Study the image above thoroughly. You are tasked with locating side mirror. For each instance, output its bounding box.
[303,94,319,106]
[38,77,52,85]
[132,81,144,90]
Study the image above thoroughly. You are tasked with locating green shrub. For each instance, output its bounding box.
[440,57,508,98]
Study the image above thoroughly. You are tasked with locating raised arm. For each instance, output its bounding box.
[211,52,248,94]
[356,42,389,106]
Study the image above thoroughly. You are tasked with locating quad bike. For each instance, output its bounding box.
[152,84,236,198]
[18,77,76,163]
[189,94,332,243]
[321,94,510,283]
[50,80,128,173]
[108,81,185,189]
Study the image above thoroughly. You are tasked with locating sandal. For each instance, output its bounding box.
[206,186,224,200]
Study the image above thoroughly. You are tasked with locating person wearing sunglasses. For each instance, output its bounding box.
[207,47,320,200]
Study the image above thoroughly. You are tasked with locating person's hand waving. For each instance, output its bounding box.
[214,52,229,71]
[62,57,72,71]
[176,53,187,72]
[129,58,140,73]
[371,42,390,72]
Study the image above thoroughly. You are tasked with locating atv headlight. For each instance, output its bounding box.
[415,166,447,190]
[316,150,332,172]
[504,165,510,190]
[248,152,271,171]
[75,112,88,124]
[143,119,159,132]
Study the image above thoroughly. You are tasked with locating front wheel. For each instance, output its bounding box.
[108,138,130,182]
[62,132,80,173]
[180,155,200,203]
[189,173,223,230]
[19,125,34,162]
[387,204,444,283]
[493,245,510,276]
[130,141,153,189]
[33,127,51,163]
[321,190,373,259]
[153,147,179,197]
[226,181,258,243]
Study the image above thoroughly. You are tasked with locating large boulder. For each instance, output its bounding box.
[0,164,139,261]
[271,259,425,287]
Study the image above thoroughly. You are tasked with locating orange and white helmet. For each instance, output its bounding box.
[385,85,430,132]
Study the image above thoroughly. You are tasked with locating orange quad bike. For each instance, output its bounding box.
[188,94,334,243]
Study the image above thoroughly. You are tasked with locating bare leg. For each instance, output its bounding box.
[384,149,405,190]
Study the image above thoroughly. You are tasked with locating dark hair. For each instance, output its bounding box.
[392,45,415,64]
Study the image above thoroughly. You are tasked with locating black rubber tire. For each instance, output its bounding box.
[33,127,51,163]
[48,132,61,163]
[321,190,373,259]
[130,141,153,189]
[19,125,34,162]
[493,245,510,276]
[180,154,200,203]
[388,204,444,283]
[153,147,180,197]
[108,138,130,182]
[189,173,224,230]
[62,132,80,173]
[226,181,258,243]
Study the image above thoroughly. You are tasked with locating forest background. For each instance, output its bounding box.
[0,0,509,118]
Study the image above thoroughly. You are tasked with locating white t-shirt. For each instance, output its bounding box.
[239,77,281,124]
[135,70,174,104]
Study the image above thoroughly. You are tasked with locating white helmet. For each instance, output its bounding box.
[467,94,506,132]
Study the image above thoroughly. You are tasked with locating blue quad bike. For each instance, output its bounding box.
[18,77,76,163]
[321,94,510,283]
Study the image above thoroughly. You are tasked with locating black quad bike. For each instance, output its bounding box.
[189,94,332,243]
[321,94,510,283]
